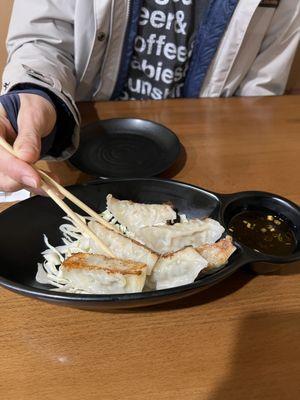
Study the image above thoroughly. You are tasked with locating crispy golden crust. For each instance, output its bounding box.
[196,236,236,269]
[197,235,234,253]
[62,253,146,275]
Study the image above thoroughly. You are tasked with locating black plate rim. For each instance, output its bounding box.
[0,253,246,303]
[0,178,299,304]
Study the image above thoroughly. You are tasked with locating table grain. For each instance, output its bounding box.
[1,96,300,400]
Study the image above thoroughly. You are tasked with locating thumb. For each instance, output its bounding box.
[14,101,41,164]
[0,103,6,118]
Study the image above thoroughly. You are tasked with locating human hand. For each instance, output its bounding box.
[0,93,57,193]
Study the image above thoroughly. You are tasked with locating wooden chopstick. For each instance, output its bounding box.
[38,170,120,233]
[0,137,115,258]
[42,184,115,257]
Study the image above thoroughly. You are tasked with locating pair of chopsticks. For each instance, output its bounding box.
[0,137,117,258]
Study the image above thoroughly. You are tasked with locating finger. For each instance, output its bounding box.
[14,118,41,164]
[0,103,6,117]
[4,124,17,144]
[0,145,40,188]
[0,172,63,199]
[14,94,57,163]
[0,173,43,197]
[14,98,42,164]
[0,173,24,192]
[0,174,50,197]
[0,107,17,143]
[0,103,7,118]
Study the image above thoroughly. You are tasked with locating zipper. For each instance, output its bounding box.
[127,0,132,20]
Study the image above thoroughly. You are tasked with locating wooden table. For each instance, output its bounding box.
[1,96,300,400]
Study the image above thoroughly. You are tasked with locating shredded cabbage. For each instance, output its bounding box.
[35,210,131,293]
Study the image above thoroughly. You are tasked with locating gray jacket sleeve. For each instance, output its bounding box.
[1,0,80,160]
[236,0,300,96]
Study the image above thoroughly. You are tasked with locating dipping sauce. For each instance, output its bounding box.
[228,210,297,256]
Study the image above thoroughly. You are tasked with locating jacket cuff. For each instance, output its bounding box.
[10,84,76,158]
[1,64,80,160]
[0,88,57,157]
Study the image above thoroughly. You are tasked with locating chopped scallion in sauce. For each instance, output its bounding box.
[228,210,297,256]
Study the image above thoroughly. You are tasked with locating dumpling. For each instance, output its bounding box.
[106,194,177,233]
[88,220,158,275]
[60,253,147,294]
[147,247,208,290]
[196,236,236,270]
[135,218,225,254]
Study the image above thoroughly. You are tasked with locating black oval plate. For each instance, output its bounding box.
[70,119,181,178]
[0,179,299,311]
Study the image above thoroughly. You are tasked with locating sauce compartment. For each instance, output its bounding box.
[219,192,300,263]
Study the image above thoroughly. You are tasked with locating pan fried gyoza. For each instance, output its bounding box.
[88,220,158,275]
[147,247,208,290]
[106,194,177,233]
[135,218,224,254]
[196,236,237,270]
[60,253,147,294]
[36,195,236,295]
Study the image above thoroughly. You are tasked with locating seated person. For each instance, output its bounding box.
[0,0,299,193]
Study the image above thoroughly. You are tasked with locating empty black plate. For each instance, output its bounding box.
[70,118,181,177]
